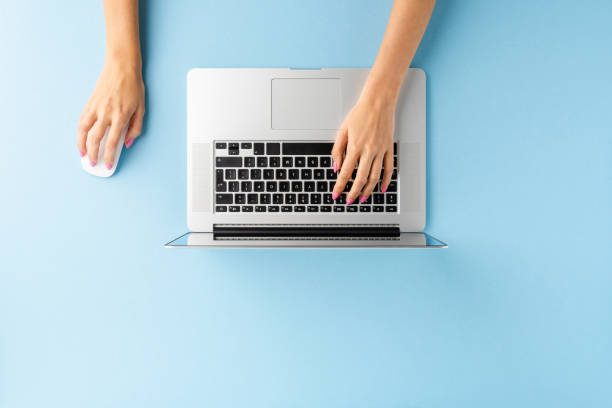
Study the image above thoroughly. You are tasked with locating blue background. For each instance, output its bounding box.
[2,0,611,406]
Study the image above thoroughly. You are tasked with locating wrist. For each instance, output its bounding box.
[105,47,142,73]
[360,71,401,106]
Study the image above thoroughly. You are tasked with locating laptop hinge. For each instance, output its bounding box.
[213,224,400,239]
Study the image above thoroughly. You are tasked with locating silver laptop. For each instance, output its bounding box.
[166,68,446,248]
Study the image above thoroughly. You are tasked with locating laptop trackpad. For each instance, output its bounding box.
[271,78,341,129]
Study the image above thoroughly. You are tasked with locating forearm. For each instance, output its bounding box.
[362,0,436,103]
[103,0,141,69]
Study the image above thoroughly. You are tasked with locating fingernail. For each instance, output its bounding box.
[89,160,96,167]
[105,163,112,170]
[125,139,134,149]
[346,198,354,205]
[79,151,85,157]
[333,162,337,173]
[359,196,368,204]
[381,185,388,193]
[332,192,340,200]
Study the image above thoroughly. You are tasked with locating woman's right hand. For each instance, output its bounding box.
[77,58,145,168]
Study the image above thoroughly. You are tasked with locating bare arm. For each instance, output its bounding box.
[77,0,145,168]
[332,0,435,204]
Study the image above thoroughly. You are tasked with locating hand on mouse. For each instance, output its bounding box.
[76,57,145,169]
[331,86,396,205]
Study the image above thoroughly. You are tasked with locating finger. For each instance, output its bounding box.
[103,116,129,168]
[76,112,96,157]
[332,151,359,200]
[347,153,374,204]
[381,148,394,193]
[86,120,109,166]
[331,126,347,172]
[125,106,144,148]
[360,155,383,203]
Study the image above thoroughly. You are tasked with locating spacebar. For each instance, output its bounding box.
[282,143,334,155]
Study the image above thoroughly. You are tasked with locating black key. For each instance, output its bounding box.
[228,143,239,155]
[333,206,345,212]
[295,206,306,212]
[307,157,318,167]
[279,181,290,192]
[351,169,357,180]
[254,181,265,192]
[321,206,332,212]
[295,157,306,167]
[254,143,265,155]
[216,182,227,192]
[257,157,268,167]
[215,142,227,149]
[326,169,337,180]
[359,206,371,212]
[273,194,283,204]
[229,142,239,149]
[387,181,397,192]
[394,156,397,167]
[320,157,331,167]
[225,169,236,180]
[374,193,384,204]
[323,194,333,204]
[314,169,325,180]
[298,194,309,204]
[337,194,347,204]
[281,206,293,212]
[363,196,372,204]
[393,142,397,154]
[282,157,293,167]
[242,206,253,212]
[285,194,296,204]
[235,194,245,204]
[216,169,224,182]
[289,169,300,179]
[310,194,321,204]
[260,194,271,204]
[247,194,258,204]
[270,157,280,167]
[229,206,240,212]
[304,182,315,192]
[216,157,241,167]
[250,169,262,180]
[386,194,397,204]
[229,182,239,192]
[241,142,252,149]
[373,183,379,192]
[386,206,397,212]
[263,169,274,179]
[307,206,318,212]
[301,169,312,179]
[391,169,397,180]
[373,206,384,212]
[266,181,277,192]
[347,206,358,212]
[255,206,266,212]
[268,206,279,212]
[266,143,280,155]
[283,142,334,155]
[216,194,232,204]
[244,157,256,167]
[238,169,249,180]
[275,169,287,179]
[346,181,353,191]
[291,181,302,192]
[216,206,227,212]
[241,181,252,192]
[316,181,327,192]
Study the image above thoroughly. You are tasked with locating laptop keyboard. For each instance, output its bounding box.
[214,141,398,214]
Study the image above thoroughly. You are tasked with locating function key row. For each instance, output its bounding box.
[215,142,397,156]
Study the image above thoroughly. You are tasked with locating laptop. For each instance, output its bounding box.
[165,68,446,248]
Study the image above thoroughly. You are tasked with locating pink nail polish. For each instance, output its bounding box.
[105,163,112,170]
[359,196,368,204]
[381,185,388,193]
[125,139,134,149]
[346,198,354,205]
[333,162,337,173]
[332,192,340,200]
[89,160,96,167]
[79,151,85,157]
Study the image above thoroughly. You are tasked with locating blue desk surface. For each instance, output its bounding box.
[2,1,611,407]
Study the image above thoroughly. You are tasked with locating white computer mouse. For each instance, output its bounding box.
[81,127,127,177]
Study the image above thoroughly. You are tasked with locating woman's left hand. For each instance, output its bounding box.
[331,93,396,205]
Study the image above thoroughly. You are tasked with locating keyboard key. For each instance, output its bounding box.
[238,169,249,180]
[229,182,239,192]
[387,181,397,192]
[215,142,227,149]
[374,193,384,204]
[323,193,333,204]
[391,169,397,180]
[282,157,293,167]
[275,169,287,179]
[247,194,258,204]
[244,157,256,167]
[250,169,261,179]
[266,143,280,155]
[321,206,332,212]
[326,169,337,180]
[216,194,232,204]
[347,206,358,212]
[216,182,227,192]
[254,181,265,192]
[307,206,318,212]
[270,157,280,167]
[257,157,268,167]
[295,206,305,212]
[373,206,384,212]
[255,206,266,212]
[282,142,334,155]
[229,142,239,149]
[291,181,302,192]
[393,142,397,154]
[241,142,252,149]
[333,206,345,212]
[281,206,292,212]
[242,206,253,212]
[310,194,321,204]
[289,169,300,179]
[235,194,245,204]
[320,157,331,167]
[362,196,372,204]
[228,143,239,155]
[266,181,277,192]
[359,206,371,212]
[216,169,224,182]
[254,143,265,155]
[216,157,241,167]
[386,206,397,212]
[337,194,346,204]
[260,194,271,204]
[304,182,315,192]
[317,181,327,192]
[279,181,290,192]
[298,194,309,204]
[386,194,397,204]
[285,193,296,204]
[268,206,279,212]
[216,205,227,212]
[229,206,240,212]
[263,169,274,179]
[241,181,252,192]
[314,169,325,179]
[225,169,236,179]
[301,169,312,179]
[295,157,306,167]
[273,194,283,204]
[307,157,318,167]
